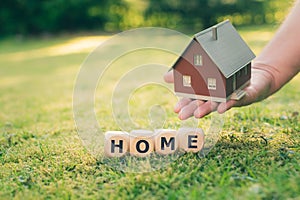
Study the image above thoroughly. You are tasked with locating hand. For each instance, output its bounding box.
[164,64,275,120]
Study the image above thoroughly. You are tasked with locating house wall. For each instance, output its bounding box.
[173,39,226,99]
[226,63,251,97]
[226,76,234,97]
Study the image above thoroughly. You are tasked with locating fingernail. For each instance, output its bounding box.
[194,110,201,118]
[178,113,182,120]
[178,110,185,120]
[217,103,226,113]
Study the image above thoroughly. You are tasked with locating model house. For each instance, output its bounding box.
[172,20,255,102]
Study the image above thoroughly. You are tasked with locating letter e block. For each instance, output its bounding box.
[130,130,154,157]
[104,131,129,157]
[178,128,204,153]
[154,129,178,155]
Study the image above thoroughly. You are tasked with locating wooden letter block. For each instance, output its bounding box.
[130,130,154,157]
[178,128,204,153]
[104,131,129,157]
[154,129,178,155]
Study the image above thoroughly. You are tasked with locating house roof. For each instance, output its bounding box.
[172,20,255,78]
[194,20,255,78]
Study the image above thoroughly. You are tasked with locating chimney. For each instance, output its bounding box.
[212,26,217,40]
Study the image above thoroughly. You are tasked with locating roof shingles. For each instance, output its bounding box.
[194,20,255,78]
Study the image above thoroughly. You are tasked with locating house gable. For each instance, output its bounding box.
[173,39,226,99]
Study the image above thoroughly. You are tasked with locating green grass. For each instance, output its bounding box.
[0,26,299,199]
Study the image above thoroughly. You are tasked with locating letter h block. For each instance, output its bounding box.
[154,129,178,155]
[130,130,154,157]
[104,131,129,157]
[178,128,204,153]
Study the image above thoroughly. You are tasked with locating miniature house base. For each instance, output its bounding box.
[104,128,204,157]
[176,80,249,102]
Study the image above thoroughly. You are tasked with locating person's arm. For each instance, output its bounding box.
[252,0,300,95]
[164,0,300,120]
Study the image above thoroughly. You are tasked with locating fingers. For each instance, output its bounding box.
[174,98,192,113]
[175,99,219,120]
[217,100,236,114]
[178,100,205,120]
[166,65,273,119]
[194,101,219,118]
[163,70,174,83]
[217,86,259,114]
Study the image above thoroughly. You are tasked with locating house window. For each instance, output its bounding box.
[194,54,203,66]
[208,78,216,90]
[183,75,191,87]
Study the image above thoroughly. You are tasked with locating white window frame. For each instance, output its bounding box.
[207,78,216,90]
[193,54,203,66]
[183,75,191,87]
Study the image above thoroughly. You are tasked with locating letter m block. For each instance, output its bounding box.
[154,129,178,155]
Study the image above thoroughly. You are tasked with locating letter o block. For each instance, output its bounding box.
[154,129,178,155]
[178,128,204,153]
[130,130,154,157]
[104,131,129,157]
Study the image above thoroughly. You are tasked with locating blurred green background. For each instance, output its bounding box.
[0,0,292,37]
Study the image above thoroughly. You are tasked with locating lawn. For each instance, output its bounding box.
[0,25,299,199]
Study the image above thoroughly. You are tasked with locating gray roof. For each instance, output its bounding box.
[194,20,255,78]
